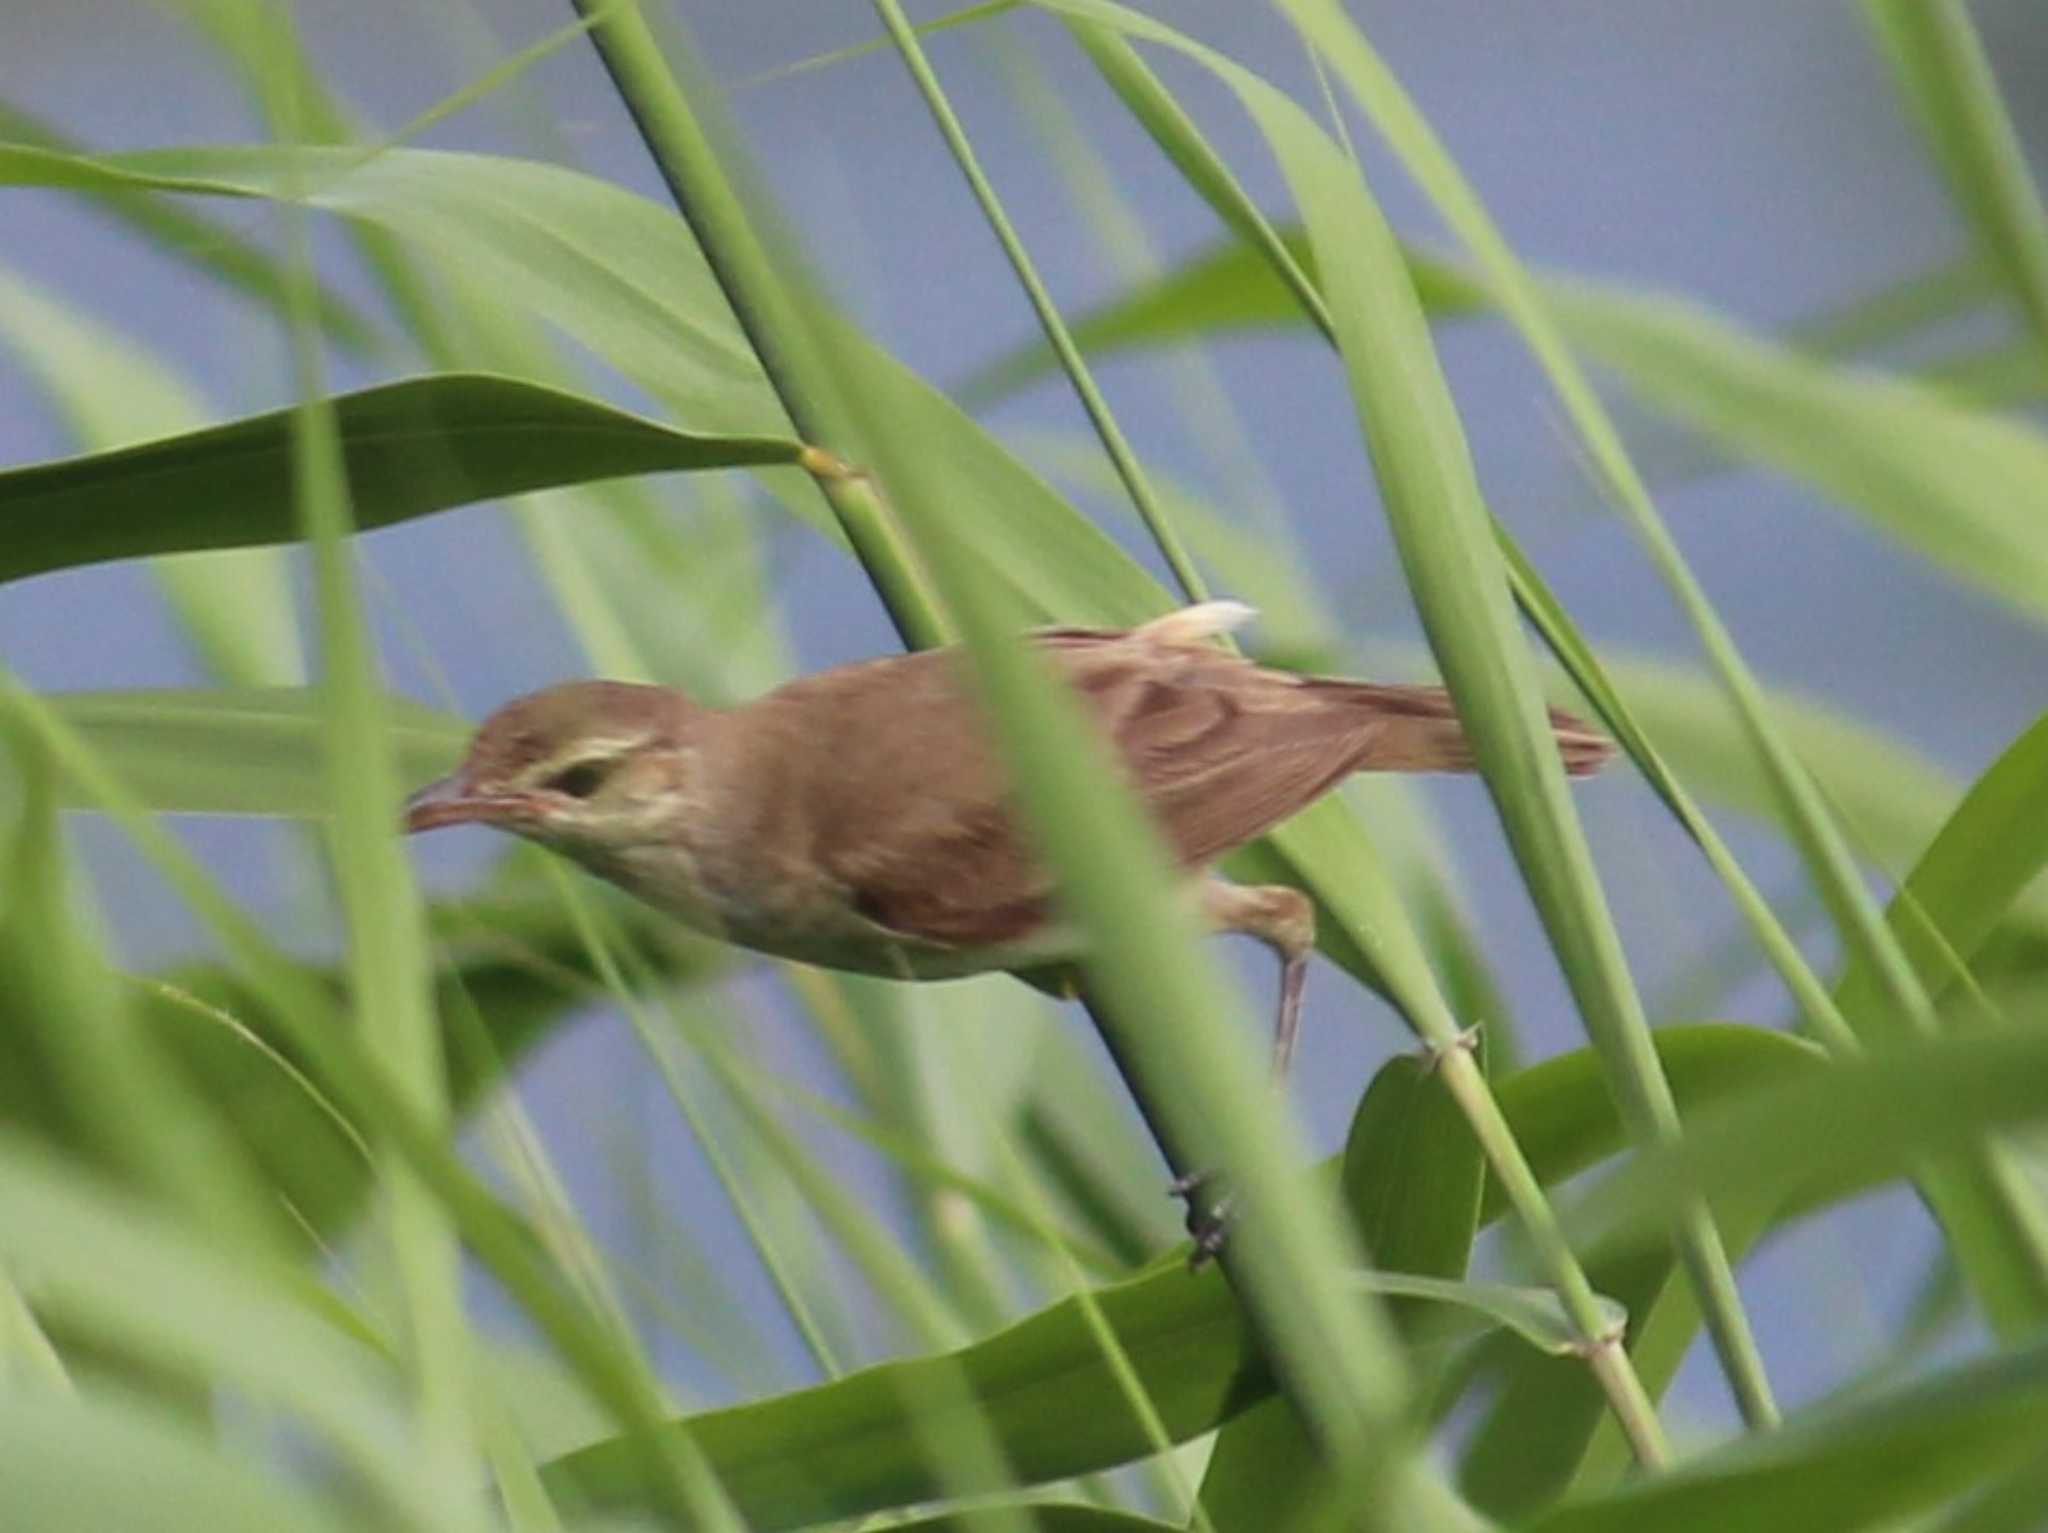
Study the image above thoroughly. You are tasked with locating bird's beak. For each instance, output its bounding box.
[403,773,501,833]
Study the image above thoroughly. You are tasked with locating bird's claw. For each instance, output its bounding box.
[1169,1169,1234,1269]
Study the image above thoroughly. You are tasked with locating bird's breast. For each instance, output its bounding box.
[563,833,1074,983]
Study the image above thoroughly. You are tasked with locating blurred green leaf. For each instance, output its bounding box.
[1354,1272,1622,1358]
[545,1260,1271,1529]
[0,264,215,445]
[1519,1332,2048,1533]
[543,1025,1799,1526]
[0,1388,364,1533]
[968,215,2048,629]
[753,3,1024,88]
[1477,1024,1823,1225]
[1342,1051,1486,1293]
[0,102,384,355]
[1460,1202,1775,1518]
[1578,1023,2048,1261]
[1460,1033,1817,1513]
[1202,1047,1487,1532]
[1924,1454,2048,1533]
[132,882,715,1240]
[1588,652,1962,879]
[1834,707,2048,1030]
[47,688,462,816]
[959,224,1384,404]
[892,1509,1182,1533]
[1541,281,2048,627]
[0,263,308,686]
[0,694,291,1252]
[0,142,775,425]
[0,1134,499,1529]
[1862,1,2048,352]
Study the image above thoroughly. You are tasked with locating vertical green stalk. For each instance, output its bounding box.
[569,0,947,651]
[991,33,1286,539]
[1287,0,2048,1344]
[868,0,1208,606]
[833,363,1486,1531]
[1286,0,1777,1427]
[1052,0,1678,1456]
[249,0,472,1478]
[563,7,1483,1524]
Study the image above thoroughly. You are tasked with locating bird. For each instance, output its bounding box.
[406,602,1612,1247]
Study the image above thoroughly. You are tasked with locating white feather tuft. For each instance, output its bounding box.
[1133,600,1257,648]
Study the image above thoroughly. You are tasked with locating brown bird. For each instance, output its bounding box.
[406,602,1612,1084]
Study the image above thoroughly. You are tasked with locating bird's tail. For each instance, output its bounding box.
[1126,603,1615,777]
[1336,682,1615,777]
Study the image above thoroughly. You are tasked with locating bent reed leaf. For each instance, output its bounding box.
[0,373,801,584]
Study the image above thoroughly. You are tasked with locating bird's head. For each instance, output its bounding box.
[404,681,698,853]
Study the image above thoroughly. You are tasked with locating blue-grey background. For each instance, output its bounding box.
[4,0,2045,1444]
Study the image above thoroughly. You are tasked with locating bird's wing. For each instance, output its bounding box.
[1040,627,1392,868]
[791,624,1386,949]
[785,648,1057,950]
[760,609,1602,954]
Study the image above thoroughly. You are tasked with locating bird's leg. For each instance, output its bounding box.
[1169,880,1317,1265]
[1202,879,1316,1082]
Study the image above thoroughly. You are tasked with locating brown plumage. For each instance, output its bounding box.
[406,602,1612,1085]
[736,619,1605,952]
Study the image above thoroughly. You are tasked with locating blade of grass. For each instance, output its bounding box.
[1036,0,1679,1458]
[869,0,1206,606]
[892,1507,1182,1532]
[1285,0,2048,1343]
[740,1,1021,88]
[0,1265,70,1394]
[756,1044,1130,1277]
[990,31,1296,551]
[0,1131,492,1530]
[1862,0,2048,353]
[256,28,479,1485]
[40,688,462,817]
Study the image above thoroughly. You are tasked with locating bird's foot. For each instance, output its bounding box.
[1168,1169,1234,1269]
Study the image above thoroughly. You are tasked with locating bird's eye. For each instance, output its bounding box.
[544,759,613,800]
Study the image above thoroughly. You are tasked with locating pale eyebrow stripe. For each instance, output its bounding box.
[525,736,643,780]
